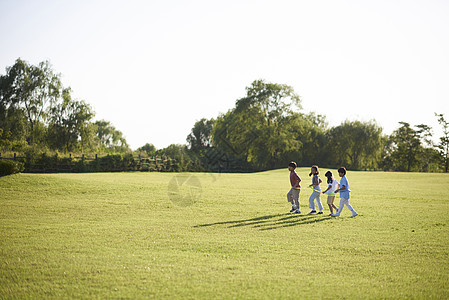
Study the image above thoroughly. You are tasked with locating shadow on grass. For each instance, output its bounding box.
[194,213,332,231]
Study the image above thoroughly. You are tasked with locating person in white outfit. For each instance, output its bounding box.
[332,167,358,218]
[322,171,339,216]
[308,165,324,214]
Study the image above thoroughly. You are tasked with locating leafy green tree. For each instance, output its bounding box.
[157,144,191,171]
[326,120,384,170]
[0,58,27,107]
[391,122,421,171]
[95,120,130,152]
[47,88,95,152]
[385,122,435,172]
[212,79,303,169]
[185,118,216,170]
[435,113,449,172]
[137,143,157,156]
[240,79,302,126]
[1,58,133,156]
[285,112,328,166]
[186,118,214,152]
[213,110,251,161]
[79,122,100,153]
[0,58,62,145]
[414,124,440,172]
[0,128,12,151]
[1,60,31,147]
[0,104,28,148]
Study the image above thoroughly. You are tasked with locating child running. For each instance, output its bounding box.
[322,171,339,216]
[287,161,301,214]
[308,165,324,214]
[332,167,358,218]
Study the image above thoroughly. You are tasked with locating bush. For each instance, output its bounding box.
[95,154,133,172]
[0,159,25,176]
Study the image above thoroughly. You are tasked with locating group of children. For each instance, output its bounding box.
[287,162,358,218]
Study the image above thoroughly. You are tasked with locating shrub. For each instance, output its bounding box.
[0,159,25,176]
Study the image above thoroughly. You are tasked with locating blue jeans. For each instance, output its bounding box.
[309,191,323,211]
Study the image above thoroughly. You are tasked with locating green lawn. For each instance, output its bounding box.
[1,169,448,299]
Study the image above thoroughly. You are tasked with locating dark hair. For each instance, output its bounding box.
[309,165,319,176]
[325,171,333,184]
[338,167,347,175]
[288,161,297,169]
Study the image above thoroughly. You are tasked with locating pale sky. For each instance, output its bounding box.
[1,0,448,150]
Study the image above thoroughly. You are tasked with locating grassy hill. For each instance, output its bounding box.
[1,169,448,299]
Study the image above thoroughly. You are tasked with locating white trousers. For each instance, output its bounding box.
[308,191,323,212]
[337,197,356,215]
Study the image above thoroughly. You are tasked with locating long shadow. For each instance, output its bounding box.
[194,213,283,228]
[258,216,332,231]
[194,213,333,231]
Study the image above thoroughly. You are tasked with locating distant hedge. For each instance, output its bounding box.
[4,153,177,173]
[0,159,25,176]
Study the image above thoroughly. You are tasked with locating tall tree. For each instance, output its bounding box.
[389,122,420,172]
[212,79,303,169]
[238,79,302,127]
[0,104,27,147]
[386,122,436,172]
[326,120,384,170]
[286,112,328,166]
[0,128,11,151]
[1,60,29,145]
[1,58,133,154]
[95,120,129,152]
[0,58,62,145]
[186,118,214,152]
[435,113,449,172]
[48,88,95,152]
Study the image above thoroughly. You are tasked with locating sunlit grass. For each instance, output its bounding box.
[1,169,448,299]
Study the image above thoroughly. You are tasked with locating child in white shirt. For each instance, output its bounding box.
[322,171,339,216]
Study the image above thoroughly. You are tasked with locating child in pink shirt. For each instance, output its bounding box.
[287,161,302,214]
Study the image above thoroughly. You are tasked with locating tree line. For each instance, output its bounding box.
[0,58,129,156]
[182,80,448,173]
[1,58,448,173]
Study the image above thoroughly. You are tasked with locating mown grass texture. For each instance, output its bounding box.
[1,168,448,299]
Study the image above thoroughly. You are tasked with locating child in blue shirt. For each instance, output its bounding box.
[332,167,358,217]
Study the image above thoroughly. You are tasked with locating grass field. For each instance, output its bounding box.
[1,168,448,299]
